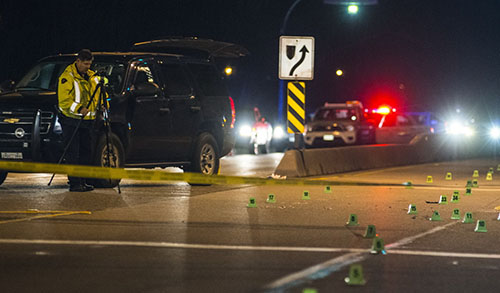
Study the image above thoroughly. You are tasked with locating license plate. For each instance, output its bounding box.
[323,134,334,141]
[1,152,23,159]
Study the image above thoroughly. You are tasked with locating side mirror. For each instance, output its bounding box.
[0,80,15,93]
[132,83,161,96]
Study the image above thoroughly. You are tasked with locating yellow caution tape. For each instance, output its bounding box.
[0,160,406,187]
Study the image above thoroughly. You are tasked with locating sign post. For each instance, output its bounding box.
[279,36,314,149]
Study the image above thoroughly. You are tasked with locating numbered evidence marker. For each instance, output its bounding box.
[451,194,459,203]
[302,288,318,293]
[466,180,472,188]
[474,220,487,232]
[364,225,376,238]
[370,237,385,255]
[247,198,257,208]
[324,185,332,194]
[344,263,366,286]
[302,191,311,200]
[497,164,500,172]
[408,204,417,215]
[430,211,442,221]
[451,209,461,220]
[462,212,474,224]
[473,170,479,178]
[266,194,276,203]
[445,172,453,180]
[346,214,359,226]
[439,195,448,205]
[426,176,433,183]
[472,179,479,188]
[486,172,493,181]
[465,187,472,196]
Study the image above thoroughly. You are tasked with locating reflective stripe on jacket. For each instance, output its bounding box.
[57,63,104,120]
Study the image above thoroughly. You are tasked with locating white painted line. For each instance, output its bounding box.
[263,221,459,292]
[385,221,458,249]
[0,238,367,253]
[387,249,500,259]
[1,238,498,261]
[263,252,365,292]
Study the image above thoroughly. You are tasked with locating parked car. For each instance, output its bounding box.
[0,38,247,186]
[304,100,375,148]
[373,111,434,144]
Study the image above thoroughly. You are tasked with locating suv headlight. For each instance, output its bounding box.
[53,116,63,134]
[273,126,285,139]
[490,127,500,139]
[239,125,252,137]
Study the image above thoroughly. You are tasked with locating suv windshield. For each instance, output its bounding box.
[16,61,126,95]
[314,108,359,121]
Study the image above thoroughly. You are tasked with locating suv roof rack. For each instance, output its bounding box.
[324,100,363,108]
[131,37,249,59]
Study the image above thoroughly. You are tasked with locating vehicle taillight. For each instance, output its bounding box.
[229,96,235,128]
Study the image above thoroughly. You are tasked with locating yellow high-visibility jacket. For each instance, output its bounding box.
[57,63,105,120]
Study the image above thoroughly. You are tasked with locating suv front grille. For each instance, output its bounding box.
[0,110,53,139]
[312,124,344,132]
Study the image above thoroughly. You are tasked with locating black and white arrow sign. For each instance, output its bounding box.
[279,36,315,80]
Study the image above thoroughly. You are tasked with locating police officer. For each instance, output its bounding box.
[58,49,103,192]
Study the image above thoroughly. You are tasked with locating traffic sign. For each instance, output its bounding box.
[279,36,314,80]
[287,81,305,133]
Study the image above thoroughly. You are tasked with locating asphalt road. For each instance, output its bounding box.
[1,155,500,292]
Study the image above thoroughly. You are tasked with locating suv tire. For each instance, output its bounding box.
[90,133,124,188]
[0,171,7,186]
[187,133,220,176]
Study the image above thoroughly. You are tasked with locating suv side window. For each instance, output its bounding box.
[188,63,228,96]
[157,63,192,98]
[134,64,157,85]
[396,115,411,126]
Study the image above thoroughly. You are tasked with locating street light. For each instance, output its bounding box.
[347,5,359,14]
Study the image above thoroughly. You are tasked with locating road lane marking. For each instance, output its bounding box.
[0,211,91,225]
[385,221,457,249]
[1,238,499,262]
[0,238,366,252]
[263,221,458,292]
[263,252,365,292]
[387,250,500,259]
[0,210,91,214]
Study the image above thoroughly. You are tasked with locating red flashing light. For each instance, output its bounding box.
[376,106,391,115]
[229,96,235,128]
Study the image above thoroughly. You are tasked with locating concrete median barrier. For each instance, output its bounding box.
[274,134,488,178]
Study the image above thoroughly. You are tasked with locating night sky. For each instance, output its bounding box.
[2,0,500,122]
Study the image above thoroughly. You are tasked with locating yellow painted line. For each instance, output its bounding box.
[288,83,305,103]
[0,210,91,214]
[287,96,305,118]
[0,211,90,225]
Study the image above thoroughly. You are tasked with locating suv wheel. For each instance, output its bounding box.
[187,133,220,176]
[90,133,124,188]
[0,171,7,186]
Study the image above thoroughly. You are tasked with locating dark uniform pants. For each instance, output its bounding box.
[60,115,94,186]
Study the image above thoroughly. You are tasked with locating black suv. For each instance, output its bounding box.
[0,39,247,187]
